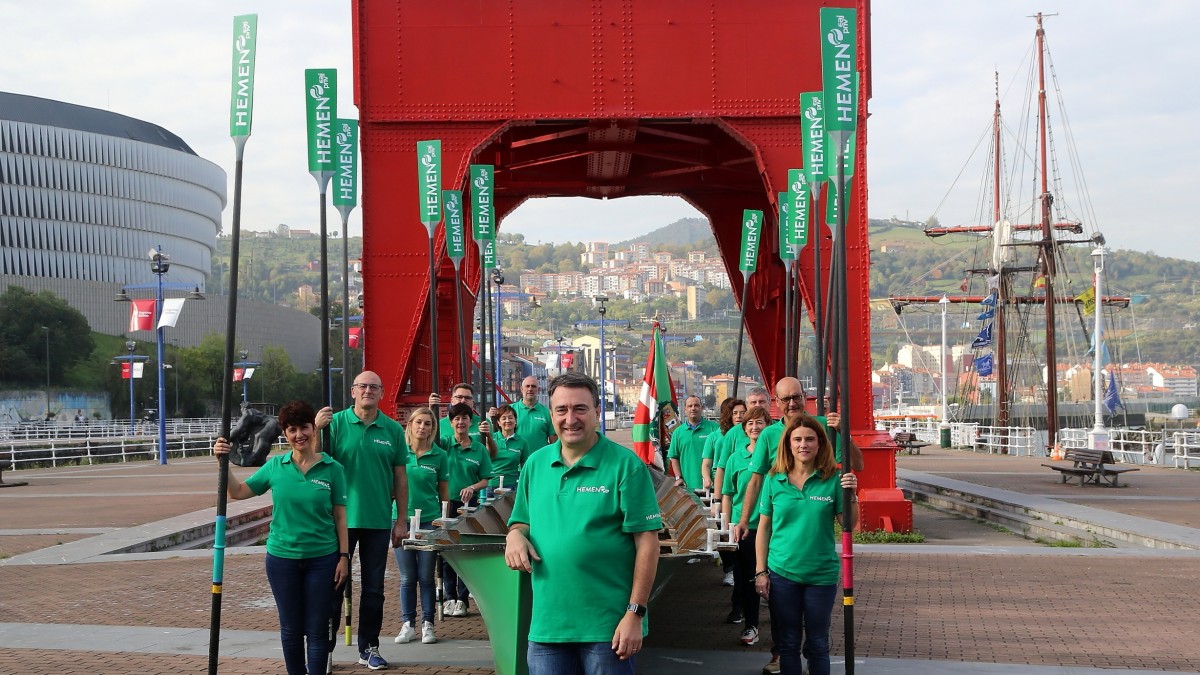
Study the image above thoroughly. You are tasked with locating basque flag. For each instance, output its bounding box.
[631,323,677,469]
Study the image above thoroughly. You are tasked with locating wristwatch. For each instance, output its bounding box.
[626,603,647,617]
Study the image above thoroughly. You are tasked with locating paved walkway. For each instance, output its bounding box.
[2,438,1200,673]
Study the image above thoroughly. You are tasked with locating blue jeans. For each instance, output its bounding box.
[441,500,473,602]
[767,572,837,675]
[265,551,340,675]
[527,641,636,675]
[394,520,437,624]
[348,528,390,652]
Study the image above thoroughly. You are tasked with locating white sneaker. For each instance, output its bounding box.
[394,621,415,644]
[421,621,437,644]
[443,600,456,618]
[452,599,468,617]
[722,571,735,586]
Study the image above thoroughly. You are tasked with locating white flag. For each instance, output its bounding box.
[157,298,186,328]
[132,362,146,379]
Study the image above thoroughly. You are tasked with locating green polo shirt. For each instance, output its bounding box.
[759,470,843,586]
[325,407,409,529]
[718,424,748,470]
[721,443,760,530]
[490,432,531,489]
[701,429,727,482]
[404,446,449,521]
[509,434,663,643]
[667,418,719,488]
[750,416,835,475]
[440,435,494,495]
[244,452,347,559]
[514,400,555,451]
[440,414,483,444]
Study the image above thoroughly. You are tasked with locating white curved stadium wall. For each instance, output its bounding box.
[0,116,321,371]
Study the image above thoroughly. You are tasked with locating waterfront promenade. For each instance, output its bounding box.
[2,434,1199,673]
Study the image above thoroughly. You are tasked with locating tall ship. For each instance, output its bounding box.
[886,13,1130,452]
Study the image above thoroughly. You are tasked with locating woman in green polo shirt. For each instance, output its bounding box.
[214,400,349,675]
[753,416,858,675]
[393,406,448,646]
[490,404,530,491]
[721,405,769,647]
[439,402,493,617]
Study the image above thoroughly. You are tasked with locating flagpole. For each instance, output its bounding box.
[210,15,257,674]
[1088,246,1109,451]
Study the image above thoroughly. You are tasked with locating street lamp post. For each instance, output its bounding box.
[555,335,566,375]
[42,326,50,420]
[234,349,262,406]
[596,296,609,435]
[939,295,951,448]
[492,269,505,402]
[125,340,137,434]
[151,247,169,464]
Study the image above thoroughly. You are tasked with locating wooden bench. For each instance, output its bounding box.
[1042,448,1139,487]
[893,431,931,455]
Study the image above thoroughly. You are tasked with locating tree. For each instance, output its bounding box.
[0,286,95,386]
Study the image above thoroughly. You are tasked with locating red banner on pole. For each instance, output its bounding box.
[122,363,132,379]
[129,299,156,331]
[348,327,362,348]
[233,367,245,382]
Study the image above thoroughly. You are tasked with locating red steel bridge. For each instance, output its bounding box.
[350,0,910,530]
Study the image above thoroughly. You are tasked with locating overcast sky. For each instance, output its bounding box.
[3,1,1196,259]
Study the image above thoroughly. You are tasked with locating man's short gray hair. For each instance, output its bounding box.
[747,386,769,399]
[548,371,600,407]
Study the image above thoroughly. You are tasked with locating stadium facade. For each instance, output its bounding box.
[0,92,319,370]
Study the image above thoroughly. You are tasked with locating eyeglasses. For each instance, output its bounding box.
[451,394,474,401]
[353,383,383,391]
[777,395,804,404]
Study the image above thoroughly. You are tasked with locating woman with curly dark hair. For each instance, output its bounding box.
[214,400,348,675]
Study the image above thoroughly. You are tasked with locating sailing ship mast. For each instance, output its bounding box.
[888,14,1130,447]
[1034,12,1061,446]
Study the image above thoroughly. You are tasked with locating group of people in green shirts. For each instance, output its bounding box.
[214,372,555,674]
[216,367,862,675]
[664,377,863,675]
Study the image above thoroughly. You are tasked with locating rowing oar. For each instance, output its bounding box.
[209,15,257,674]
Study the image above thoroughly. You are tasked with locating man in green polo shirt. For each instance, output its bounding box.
[514,375,556,452]
[316,371,409,670]
[733,377,862,539]
[505,372,662,675]
[428,383,495,454]
[667,396,719,490]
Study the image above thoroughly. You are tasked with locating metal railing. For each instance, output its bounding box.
[1172,432,1200,469]
[2,433,221,470]
[875,418,1039,456]
[0,418,220,442]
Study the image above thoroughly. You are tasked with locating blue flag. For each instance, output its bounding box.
[976,353,994,377]
[980,292,997,307]
[977,307,995,321]
[1104,372,1123,413]
[971,323,993,349]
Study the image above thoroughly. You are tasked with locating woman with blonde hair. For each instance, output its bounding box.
[392,406,448,645]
